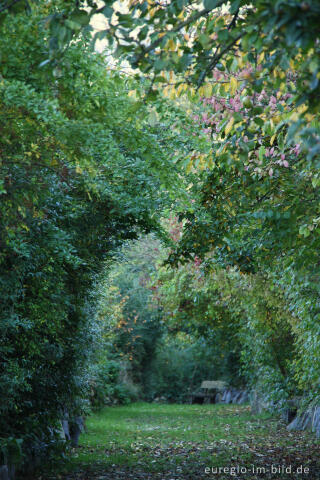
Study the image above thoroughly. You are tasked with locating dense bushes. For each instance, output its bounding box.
[88,359,139,408]
[143,334,230,402]
[0,7,190,474]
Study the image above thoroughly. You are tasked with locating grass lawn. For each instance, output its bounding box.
[40,403,320,479]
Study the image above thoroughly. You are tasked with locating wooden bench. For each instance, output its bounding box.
[189,380,227,404]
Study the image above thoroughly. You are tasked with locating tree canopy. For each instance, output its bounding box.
[1,1,320,476]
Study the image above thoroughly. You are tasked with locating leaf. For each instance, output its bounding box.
[70,9,90,27]
[312,176,320,188]
[167,38,175,50]
[224,117,234,136]
[230,77,238,95]
[270,134,276,145]
[204,0,220,9]
[148,110,158,127]
[254,116,264,127]
[258,146,265,161]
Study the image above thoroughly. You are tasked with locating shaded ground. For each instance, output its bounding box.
[39,403,320,479]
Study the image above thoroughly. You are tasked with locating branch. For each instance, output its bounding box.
[227,9,239,30]
[197,32,243,89]
[134,1,226,63]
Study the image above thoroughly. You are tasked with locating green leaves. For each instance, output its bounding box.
[0,5,189,471]
[204,0,221,10]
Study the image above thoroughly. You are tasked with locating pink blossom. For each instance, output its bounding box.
[283,160,289,168]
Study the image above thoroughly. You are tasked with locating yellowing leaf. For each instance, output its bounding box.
[169,87,176,100]
[167,38,175,50]
[279,81,286,92]
[186,160,194,174]
[177,83,187,96]
[270,134,276,145]
[290,112,299,122]
[230,77,238,95]
[204,83,213,97]
[224,117,234,136]
[237,54,245,69]
[298,104,308,114]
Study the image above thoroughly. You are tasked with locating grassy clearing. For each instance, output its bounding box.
[41,403,320,479]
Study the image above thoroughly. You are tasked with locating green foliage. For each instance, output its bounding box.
[89,359,139,408]
[154,257,244,387]
[94,236,165,388]
[80,0,320,413]
[2,2,320,473]
[144,333,230,402]
[0,6,186,473]
[94,235,234,404]
[155,250,319,409]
